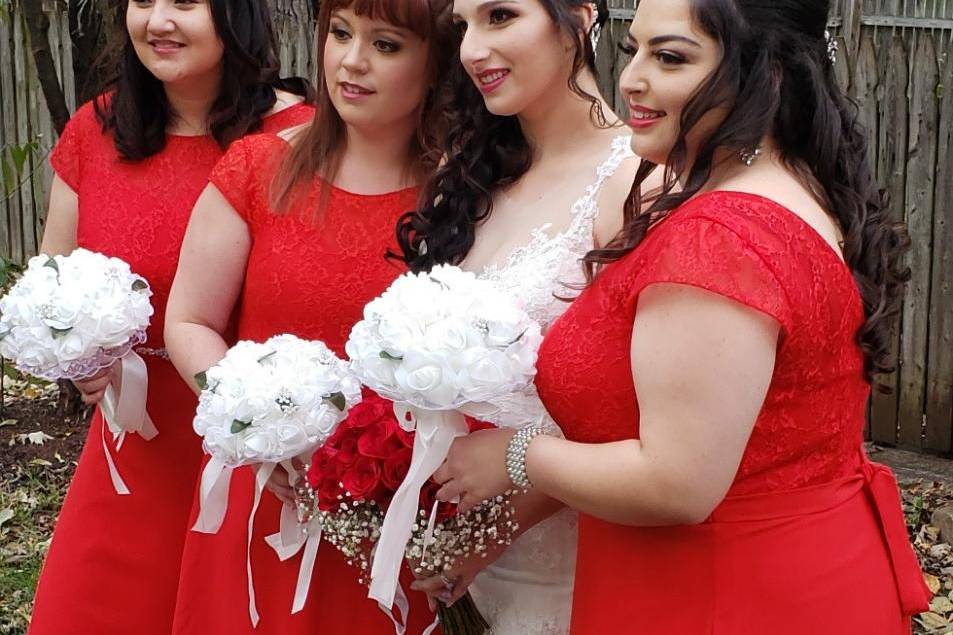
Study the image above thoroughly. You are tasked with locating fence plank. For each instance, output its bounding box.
[870,35,910,445]
[898,31,939,449]
[926,41,953,453]
[12,9,30,263]
[0,6,16,259]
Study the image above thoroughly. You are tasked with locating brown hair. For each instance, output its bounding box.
[270,0,453,213]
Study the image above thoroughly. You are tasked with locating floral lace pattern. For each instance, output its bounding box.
[469,136,633,635]
[537,190,869,497]
[51,100,314,351]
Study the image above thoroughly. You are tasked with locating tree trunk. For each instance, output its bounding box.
[69,0,121,105]
[21,0,69,134]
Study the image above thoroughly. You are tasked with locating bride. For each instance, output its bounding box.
[398,1,653,632]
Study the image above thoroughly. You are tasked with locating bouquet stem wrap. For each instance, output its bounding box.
[368,405,469,618]
[99,349,157,495]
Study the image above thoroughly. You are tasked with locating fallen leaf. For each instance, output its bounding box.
[0,508,13,529]
[0,418,16,428]
[932,595,953,614]
[927,573,943,594]
[918,612,950,629]
[26,431,53,445]
[28,458,52,467]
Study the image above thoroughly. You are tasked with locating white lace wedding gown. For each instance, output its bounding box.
[467,135,634,635]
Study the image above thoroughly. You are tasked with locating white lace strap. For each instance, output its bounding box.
[569,135,634,230]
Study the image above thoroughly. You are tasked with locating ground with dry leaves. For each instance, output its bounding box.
[0,384,951,634]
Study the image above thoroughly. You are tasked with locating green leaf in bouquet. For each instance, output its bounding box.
[323,391,347,412]
[194,370,208,391]
[43,257,59,274]
[0,330,8,341]
[379,351,403,361]
[258,350,277,364]
[230,419,251,434]
[50,326,72,340]
[131,278,148,292]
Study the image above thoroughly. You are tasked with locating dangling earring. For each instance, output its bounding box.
[588,2,603,59]
[739,145,762,167]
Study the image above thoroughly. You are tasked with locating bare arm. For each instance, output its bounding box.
[435,283,779,526]
[39,175,79,255]
[165,184,251,394]
[524,284,778,525]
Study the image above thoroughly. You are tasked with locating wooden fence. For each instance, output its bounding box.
[597,0,953,455]
[2,0,952,455]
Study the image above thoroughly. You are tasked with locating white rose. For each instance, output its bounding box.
[394,349,459,408]
[456,348,515,402]
[423,318,476,353]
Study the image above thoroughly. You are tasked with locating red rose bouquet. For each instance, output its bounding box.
[302,393,518,635]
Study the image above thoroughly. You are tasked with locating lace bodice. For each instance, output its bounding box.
[50,98,313,350]
[476,135,633,434]
[468,135,633,635]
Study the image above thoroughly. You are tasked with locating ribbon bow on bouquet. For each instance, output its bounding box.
[190,334,362,626]
[345,265,542,632]
[0,249,156,494]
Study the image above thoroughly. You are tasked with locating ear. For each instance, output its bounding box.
[570,2,596,36]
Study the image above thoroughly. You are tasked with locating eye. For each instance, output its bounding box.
[374,39,401,53]
[488,8,515,25]
[330,26,351,42]
[617,41,636,57]
[655,50,686,66]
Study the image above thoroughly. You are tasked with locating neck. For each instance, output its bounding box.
[336,115,418,193]
[680,135,779,190]
[517,69,615,163]
[163,66,223,136]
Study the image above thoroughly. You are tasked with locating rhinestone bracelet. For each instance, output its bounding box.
[506,425,546,490]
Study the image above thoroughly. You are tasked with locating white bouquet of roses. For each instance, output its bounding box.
[0,249,155,494]
[345,264,542,613]
[191,333,362,626]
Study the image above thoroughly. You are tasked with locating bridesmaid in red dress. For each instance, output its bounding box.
[426,0,932,632]
[29,2,313,634]
[164,2,452,633]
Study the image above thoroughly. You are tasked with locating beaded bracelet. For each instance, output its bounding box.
[506,425,546,490]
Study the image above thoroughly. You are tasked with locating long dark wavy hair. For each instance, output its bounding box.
[270,0,455,214]
[585,0,909,386]
[395,0,611,272]
[94,0,314,161]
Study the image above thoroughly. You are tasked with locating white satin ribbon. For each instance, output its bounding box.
[245,462,276,627]
[368,405,468,626]
[98,350,157,495]
[264,461,323,616]
[192,457,235,534]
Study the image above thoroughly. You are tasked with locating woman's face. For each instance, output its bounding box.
[126,0,225,87]
[324,8,431,133]
[452,0,582,117]
[618,0,723,165]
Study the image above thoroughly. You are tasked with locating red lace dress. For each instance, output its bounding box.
[28,99,314,635]
[170,133,438,634]
[536,191,932,634]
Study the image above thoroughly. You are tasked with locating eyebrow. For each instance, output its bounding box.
[647,34,702,48]
[453,0,518,19]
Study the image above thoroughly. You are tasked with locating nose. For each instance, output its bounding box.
[458,26,490,71]
[618,52,649,99]
[147,0,176,35]
[340,39,370,75]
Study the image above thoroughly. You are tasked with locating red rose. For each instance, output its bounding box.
[347,394,393,429]
[336,435,359,468]
[341,455,383,501]
[358,420,399,459]
[307,446,341,489]
[317,477,345,512]
[381,449,412,492]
